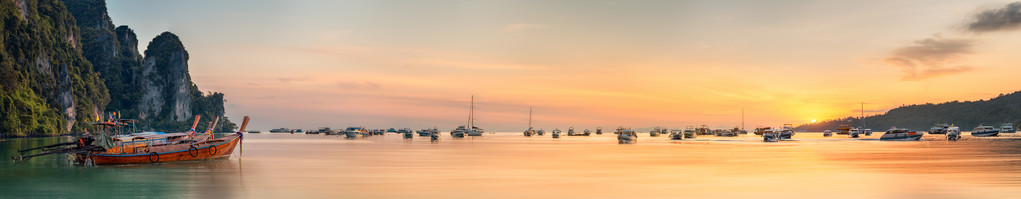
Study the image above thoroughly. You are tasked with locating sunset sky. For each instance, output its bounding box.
[105,0,1021,131]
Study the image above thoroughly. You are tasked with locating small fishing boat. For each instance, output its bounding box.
[386,128,398,134]
[822,130,832,137]
[595,127,603,135]
[928,123,950,134]
[947,126,961,141]
[430,131,440,141]
[248,130,261,134]
[523,127,536,136]
[879,128,922,141]
[311,127,334,135]
[696,125,712,135]
[403,129,414,138]
[450,126,467,138]
[715,127,739,137]
[344,127,366,138]
[616,127,637,144]
[1001,123,1016,133]
[753,127,772,135]
[649,127,663,137]
[552,129,561,138]
[971,125,999,137]
[762,130,779,142]
[567,127,590,136]
[683,126,698,138]
[418,128,436,136]
[537,129,545,136]
[269,128,293,133]
[669,129,684,140]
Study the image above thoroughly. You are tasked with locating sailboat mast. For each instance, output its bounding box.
[529,106,533,128]
[860,102,865,128]
[741,108,745,130]
[470,95,475,128]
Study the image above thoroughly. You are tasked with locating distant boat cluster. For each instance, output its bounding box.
[252,122,1016,143]
[251,96,1016,143]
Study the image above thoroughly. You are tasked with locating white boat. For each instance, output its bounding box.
[971,125,999,137]
[947,126,961,141]
[649,127,664,137]
[1001,123,1016,133]
[822,130,832,137]
[418,128,437,136]
[552,129,561,138]
[880,128,922,141]
[465,96,484,136]
[466,126,484,136]
[616,127,637,144]
[779,124,795,139]
[715,127,738,137]
[567,127,590,136]
[344,127,366,138]
[928,123,950,134]
[683,126,697,138]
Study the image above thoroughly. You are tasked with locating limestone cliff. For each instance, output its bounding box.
[60,0,235,132]
[139,32,192,122]
[0,0,110,136]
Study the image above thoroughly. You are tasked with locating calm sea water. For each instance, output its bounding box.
[3,132,1021,198]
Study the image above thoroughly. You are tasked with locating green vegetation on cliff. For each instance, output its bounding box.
[797,91,1021,132]
[0,0,109,136]
[2,0,235,136]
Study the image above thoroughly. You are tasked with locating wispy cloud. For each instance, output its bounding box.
[503,23,545,32]
[277,76,310,83]
[883,35,975,81]
[966,2,1021,33]
[336,80,382,90]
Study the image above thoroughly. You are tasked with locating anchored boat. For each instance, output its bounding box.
[947,126,962,141]
[971,125,999,137]
[15,115,250,165]
[1001,123,1015,133]
[928,123,950,134]
[616,127,637,144]
[465,95,484,136]
[669,129,684,140]
[879,128,922,141]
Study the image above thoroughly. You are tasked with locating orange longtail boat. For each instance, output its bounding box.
[71,115,251,165]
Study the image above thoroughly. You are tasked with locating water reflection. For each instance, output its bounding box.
[3,132,1021,198]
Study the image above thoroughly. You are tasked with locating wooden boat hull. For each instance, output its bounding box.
[77,134,241,165]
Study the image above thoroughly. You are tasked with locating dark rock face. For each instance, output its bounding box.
[114,26,140,61]
[56,0,234,132]
[139,32,192,122]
